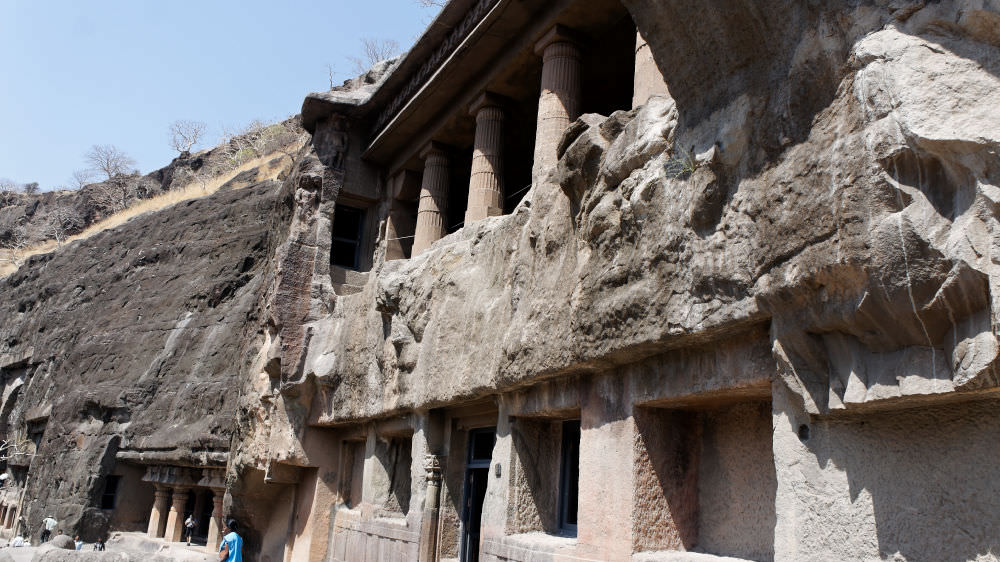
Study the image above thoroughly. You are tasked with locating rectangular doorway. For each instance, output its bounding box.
[460,427,496,562]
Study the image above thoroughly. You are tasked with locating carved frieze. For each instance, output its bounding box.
[373,0,500,134]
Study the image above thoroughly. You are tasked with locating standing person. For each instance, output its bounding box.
[74,535,83,550]
[40,515,57,542]
[218,519,242,562]
[184,514,197,545]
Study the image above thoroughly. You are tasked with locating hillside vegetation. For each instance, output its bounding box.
[0,116,307,277]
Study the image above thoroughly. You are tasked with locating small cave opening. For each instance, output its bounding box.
[882,148,975,220]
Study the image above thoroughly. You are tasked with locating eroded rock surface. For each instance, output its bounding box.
[0,180,287,539]
[247,7,1000,422]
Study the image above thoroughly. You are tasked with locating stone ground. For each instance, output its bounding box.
[0,533,214,562]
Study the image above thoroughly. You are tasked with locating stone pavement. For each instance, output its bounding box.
[0,532,213,562]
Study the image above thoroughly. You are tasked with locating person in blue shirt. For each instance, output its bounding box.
[219,519,243,562]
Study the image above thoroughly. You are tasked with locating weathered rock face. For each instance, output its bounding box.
[231,0,1000,560]
[253,2,1000,421]
[623,0,1000,414]
[0,180,288,540]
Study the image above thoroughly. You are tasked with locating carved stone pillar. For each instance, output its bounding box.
[147,485,171,538]
[164,486,190,542]
[205,489,225,554]
[417,455,444,562]
[465,93,506,224]
[532,25,582,179]
[632,31,670,108]
[412,143,450,256]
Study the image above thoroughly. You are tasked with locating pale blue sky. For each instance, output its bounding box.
[0,0,437,190]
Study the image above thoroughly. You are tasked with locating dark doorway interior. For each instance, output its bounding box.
[181,489,215,545]
[196,490,213,542]
[331,205,365,269]
[461,428,496,562]
[558,419,580,534]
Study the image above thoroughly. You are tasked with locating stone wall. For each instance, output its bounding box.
[773,385,1000,560]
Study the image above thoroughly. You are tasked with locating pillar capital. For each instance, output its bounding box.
[419,141,451,161]
[168,486,190,511]
[534,24,583,56]
[424,454,443,483]
[469,92,509,117]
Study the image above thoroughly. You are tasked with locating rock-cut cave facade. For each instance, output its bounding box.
[2,0,1000,561]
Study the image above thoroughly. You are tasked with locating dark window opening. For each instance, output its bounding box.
[468,428,496,464]
[27,421,46,449]
[798,424,810,441]
[331,205,365,270]
[558,419,580,533]
[100,475,121,510]
[10,466,27,485]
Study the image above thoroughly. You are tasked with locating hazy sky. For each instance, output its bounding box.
[0,0,438,190]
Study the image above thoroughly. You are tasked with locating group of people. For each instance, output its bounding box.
[28,513,242,561]
[34,516,105,550]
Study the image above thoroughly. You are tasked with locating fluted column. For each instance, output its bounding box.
[632,31,670,108]
[165,486,190,542]
[205,489,225,554]
[412,143,450,256]
[465,93,506,224]
[147,485,171,538]
[532,25,582,179]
